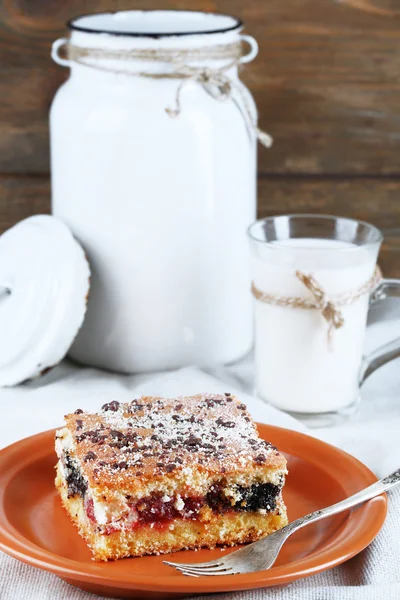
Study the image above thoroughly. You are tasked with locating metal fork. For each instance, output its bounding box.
[164,468,400,576]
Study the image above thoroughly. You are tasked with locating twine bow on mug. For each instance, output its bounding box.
[251,266,382,346]
[295,271,345,339]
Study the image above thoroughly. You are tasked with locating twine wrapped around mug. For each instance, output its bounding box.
[251,266,382,342]
[54,39,273,148]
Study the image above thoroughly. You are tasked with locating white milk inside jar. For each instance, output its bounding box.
[248,216,381,418]
[50,11,265,373]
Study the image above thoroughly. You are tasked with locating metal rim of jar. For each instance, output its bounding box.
[67,10,243,39]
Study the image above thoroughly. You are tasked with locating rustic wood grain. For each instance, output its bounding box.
[1,175,399,276]
[257,176,400,231]
[0,0,399,174]
[0,1,398,274]
[0,175,49,227]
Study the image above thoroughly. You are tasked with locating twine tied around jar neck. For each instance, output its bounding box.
[163,64,273,148]
[251,266,382,344]
[52,38,273,149]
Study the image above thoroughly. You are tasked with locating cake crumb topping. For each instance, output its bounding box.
[60,394,283,491]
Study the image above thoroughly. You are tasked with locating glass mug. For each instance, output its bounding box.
[247,215,400,427]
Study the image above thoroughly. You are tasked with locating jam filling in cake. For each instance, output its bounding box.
[55,394,288,560]
[62,450,283,529]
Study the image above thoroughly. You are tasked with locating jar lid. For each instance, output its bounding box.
[0,215,90,386]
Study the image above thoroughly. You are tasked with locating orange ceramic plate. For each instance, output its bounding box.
[0,425,387,599]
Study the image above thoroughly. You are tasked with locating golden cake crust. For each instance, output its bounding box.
[60,394,286,498]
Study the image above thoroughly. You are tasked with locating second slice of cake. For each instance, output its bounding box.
[55,394,288,560]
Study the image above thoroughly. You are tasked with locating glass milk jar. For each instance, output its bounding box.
[50,10,266,373]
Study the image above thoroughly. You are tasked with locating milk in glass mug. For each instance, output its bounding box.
[248,215,400,427]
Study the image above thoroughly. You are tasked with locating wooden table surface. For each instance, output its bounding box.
[0,0,399,274]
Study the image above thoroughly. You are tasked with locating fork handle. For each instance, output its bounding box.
[286,468,400,535]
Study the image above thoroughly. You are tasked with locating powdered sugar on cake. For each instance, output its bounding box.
[60,394,281,493]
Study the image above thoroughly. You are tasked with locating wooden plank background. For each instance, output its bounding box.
[1,0,399,274]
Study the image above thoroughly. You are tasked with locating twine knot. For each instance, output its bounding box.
[251,266,382,346]
[198,69,231,95]
[165,64,272,148]
[296,271,345,339]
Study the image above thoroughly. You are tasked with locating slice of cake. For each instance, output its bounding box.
[55,394,288,561]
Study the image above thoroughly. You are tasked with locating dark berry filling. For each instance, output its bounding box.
[132,482,281,527]
[64,453,88,498]
[207,482,280,513]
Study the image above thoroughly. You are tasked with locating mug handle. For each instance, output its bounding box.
[359,278,400,384]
